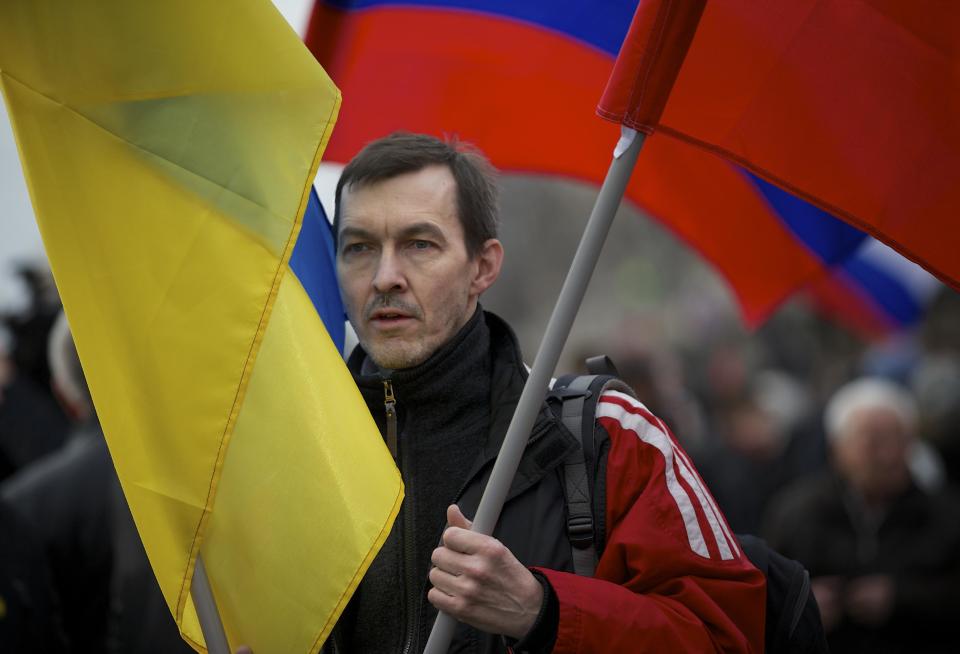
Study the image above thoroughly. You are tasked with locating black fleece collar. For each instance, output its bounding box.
[346,308,579,504]
[348,305,487,389]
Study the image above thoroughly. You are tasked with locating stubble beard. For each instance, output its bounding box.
[358,293,428,371]
[365,338,431,371]
[357,292,473,371]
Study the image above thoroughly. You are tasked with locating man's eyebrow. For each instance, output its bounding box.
[338,226,375,242]
[397,222,446,242]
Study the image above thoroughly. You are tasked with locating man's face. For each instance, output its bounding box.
[336,165,490,370]
[833,406,912,501]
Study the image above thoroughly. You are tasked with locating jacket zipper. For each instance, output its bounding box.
[384,380,397,459]
[383,379,420,654]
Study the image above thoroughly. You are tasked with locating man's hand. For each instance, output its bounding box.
[845,574,894,626]
[428,505,543,639]
[810,576,843,632]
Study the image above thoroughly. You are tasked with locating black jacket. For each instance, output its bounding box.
[332,311,580,654]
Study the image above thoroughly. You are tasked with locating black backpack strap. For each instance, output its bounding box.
[551,372,635,577]
[555,375,601,577]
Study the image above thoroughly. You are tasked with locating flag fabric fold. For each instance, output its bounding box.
[597,0,705,132]
[0,1,402,652]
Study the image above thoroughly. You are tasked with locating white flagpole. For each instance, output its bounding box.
[423,126,645,654]
[192,555,232,654]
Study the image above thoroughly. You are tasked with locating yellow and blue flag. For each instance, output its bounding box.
[0,1,402,652]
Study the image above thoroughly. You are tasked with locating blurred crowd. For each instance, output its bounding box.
[586,289,960,654]
[1,263,959,653]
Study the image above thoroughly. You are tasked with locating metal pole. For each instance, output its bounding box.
[423,127,646,654]
[192,554,232,654]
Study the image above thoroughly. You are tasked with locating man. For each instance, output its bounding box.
[331,132,765,653]
[764,378,960,654]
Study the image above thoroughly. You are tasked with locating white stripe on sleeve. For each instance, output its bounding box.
[672,449,736,560]
[604,390,741,559]
[597,397,710,559]
[671,440,741,558]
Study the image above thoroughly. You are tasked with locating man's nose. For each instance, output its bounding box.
[372,250,407,294]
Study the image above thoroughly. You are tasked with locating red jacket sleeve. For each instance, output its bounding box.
[536,390,766,653]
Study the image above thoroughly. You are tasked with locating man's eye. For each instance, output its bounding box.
[411,240,433,250]
[343,243,369,254]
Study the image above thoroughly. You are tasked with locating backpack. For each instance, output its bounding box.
[547,359,829,654]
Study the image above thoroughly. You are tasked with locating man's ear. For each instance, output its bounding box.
[470,238,504,296]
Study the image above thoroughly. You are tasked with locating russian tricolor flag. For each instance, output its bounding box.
[306,0,955,336]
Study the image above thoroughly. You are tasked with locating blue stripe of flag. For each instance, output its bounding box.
[321,0,634,56]
[745,171,867,265]
[290,188,346,352]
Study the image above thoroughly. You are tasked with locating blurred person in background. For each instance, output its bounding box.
[911,354,960,486]
[2,311,112,651]
[763,377,960,654]
[614,350,709,455]
[0,264,70,481]
[1,312,191,654]
[694,369,825,534]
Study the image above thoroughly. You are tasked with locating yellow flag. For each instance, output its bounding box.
[0,2,402,652]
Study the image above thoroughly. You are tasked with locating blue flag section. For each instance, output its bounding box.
[290,188,346,352]
[321,0,634,55]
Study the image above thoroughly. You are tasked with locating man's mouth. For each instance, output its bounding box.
[369,309,414,326]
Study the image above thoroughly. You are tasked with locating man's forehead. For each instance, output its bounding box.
[338,165,460,233]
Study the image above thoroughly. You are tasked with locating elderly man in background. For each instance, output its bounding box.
[764,377,960,654]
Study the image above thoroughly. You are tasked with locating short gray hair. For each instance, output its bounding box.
[824,377,916,443]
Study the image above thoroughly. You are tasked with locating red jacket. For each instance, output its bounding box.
[537,389,766,653]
